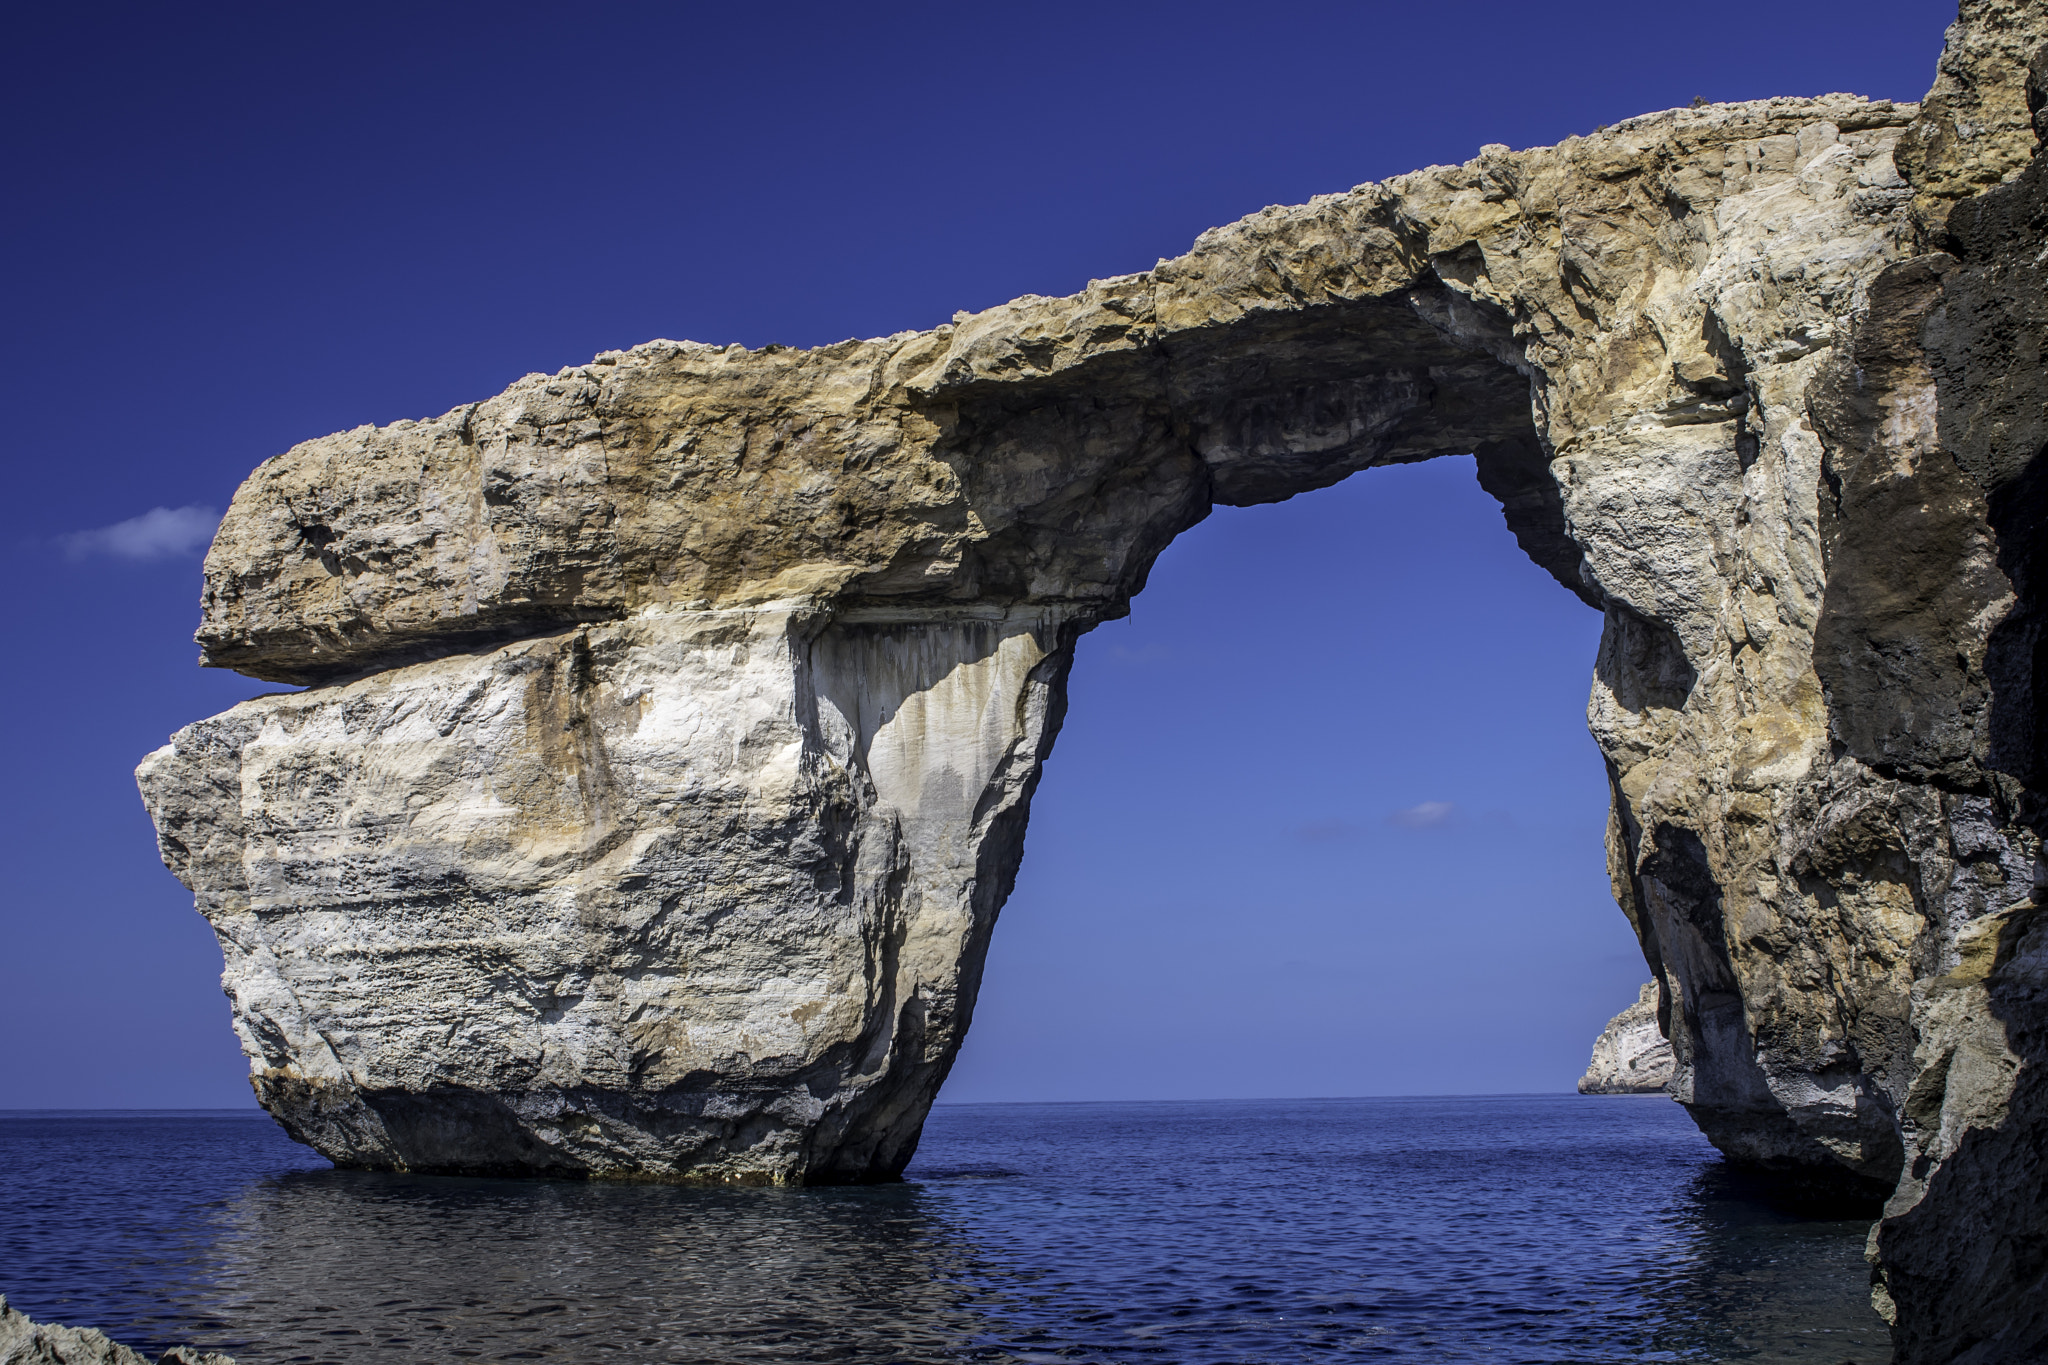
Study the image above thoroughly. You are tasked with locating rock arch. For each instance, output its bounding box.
[137,7,2048,1357]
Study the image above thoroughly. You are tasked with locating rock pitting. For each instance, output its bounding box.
[137,3,2048,1359]
[1578,982,1677,1094]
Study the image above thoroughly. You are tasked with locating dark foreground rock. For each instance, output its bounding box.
[0,1296,233,1365]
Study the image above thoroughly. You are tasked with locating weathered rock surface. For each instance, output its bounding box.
[0,1296,233,1365]
[1841,14,2048,1355]
[145,605,1068,1180]
[136,2,2048,1359]
[1578,982,1676,1094]
[147,88,1938,1184]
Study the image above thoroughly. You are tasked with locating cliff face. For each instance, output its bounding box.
[1838,11,2048,1354]
[1578,982,1676,1095]
[137,3,2048,1358]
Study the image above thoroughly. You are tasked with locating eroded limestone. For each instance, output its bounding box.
[138,4,2048,1358]
[153,86,1949,1190]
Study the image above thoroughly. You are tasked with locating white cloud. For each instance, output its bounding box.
[1388,800,1456,830]
[61,505,220,562]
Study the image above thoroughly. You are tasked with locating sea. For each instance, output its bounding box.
[0,1096,1887,1364]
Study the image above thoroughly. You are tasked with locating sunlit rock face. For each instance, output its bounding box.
[1578,983,1676,1094]
[138,2,2048,1357]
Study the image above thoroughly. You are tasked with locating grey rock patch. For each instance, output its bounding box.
[1578,982,1676,1094]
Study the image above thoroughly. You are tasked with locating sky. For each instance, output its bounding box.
[0,0,1956,1108]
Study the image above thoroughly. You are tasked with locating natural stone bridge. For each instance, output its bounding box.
[138,4,2048,1359]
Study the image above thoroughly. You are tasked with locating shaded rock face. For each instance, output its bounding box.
[1578,982,1676,1094]
[1836,15,2048,1356]
[135,3,2048,1358]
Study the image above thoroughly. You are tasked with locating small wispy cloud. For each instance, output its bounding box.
[60,505,219,562]
[1388,800,1457,830]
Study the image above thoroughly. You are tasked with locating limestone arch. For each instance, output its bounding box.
[145,95,1925,1201]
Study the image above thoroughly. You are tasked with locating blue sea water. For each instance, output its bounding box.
[0,1096,1885,1364]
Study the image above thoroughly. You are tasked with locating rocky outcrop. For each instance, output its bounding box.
[0,1296,233,1365]
[1578,982,1676,1094]
[144,88,1938,1184]
[136,2,2048,1358]
[1835,14,2048,1355]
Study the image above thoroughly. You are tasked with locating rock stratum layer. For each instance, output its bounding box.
[137,3,2047,1358]
[1578,982,1677,1094]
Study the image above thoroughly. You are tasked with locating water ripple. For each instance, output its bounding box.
[0,1097,1885,1363]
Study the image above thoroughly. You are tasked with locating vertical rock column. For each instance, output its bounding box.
[138,605,1075,1182]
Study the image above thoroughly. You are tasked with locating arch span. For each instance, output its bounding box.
[154,92,1929,1190]
[138,11,2048,1354]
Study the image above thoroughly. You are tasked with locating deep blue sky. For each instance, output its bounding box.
[1,1,1954,1107]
